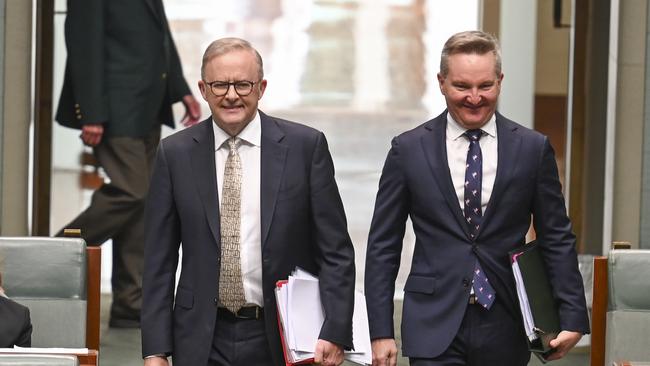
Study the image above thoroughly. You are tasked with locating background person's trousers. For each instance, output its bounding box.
[58,127,160,325]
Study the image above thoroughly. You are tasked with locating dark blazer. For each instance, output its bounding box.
[141,112,356,366]
[365,111,590,358]
[56,0,191,137]
[0,296,32,347]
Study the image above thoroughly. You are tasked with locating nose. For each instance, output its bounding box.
[224,84,239,100]
[467,88,481,105]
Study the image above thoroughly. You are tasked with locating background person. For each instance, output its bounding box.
[0,272,32,347]
[55,0,201,328]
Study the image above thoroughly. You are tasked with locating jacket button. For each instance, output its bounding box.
[213,297,218,305]
[162,72,167,79]
[462,278,470,287]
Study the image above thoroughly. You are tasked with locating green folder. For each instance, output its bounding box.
[510,241,561,363]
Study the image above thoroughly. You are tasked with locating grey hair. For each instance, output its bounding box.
[439,30,502,77]
[201,37,264,80]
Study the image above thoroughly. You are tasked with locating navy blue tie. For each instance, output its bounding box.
[464,129,495,309]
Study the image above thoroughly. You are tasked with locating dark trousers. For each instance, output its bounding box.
[208,309,275,366]
[58,127,160,323]
[410,299,531,366]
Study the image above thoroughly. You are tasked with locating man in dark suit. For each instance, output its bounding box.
[365,31,590,366]
[141,38,355,366]
[55,0,201,328]
[0,272,32,347]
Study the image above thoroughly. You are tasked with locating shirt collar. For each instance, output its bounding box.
[446,112,497,140]
[212,111,262,150]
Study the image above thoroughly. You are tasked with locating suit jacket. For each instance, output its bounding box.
[0,296,32,347]
[141,112,356,366]
[365,111,590,358]
[56,0,191,137]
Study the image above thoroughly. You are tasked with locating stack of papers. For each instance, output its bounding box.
[511,253,537,342]
[275,268,371,365]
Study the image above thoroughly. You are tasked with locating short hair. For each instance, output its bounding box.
[439,30,502,77]
[200,37,264,80]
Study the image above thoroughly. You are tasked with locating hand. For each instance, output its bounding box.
[81,123,104,146]
[143,356,168,366]
[180,94,201,127]
[545,330,582,361]
[314,339,344,366]
[371,338,397,366]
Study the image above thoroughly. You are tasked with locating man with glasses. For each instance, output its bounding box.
[141,37,355,366]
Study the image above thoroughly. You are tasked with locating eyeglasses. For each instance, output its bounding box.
[203,80,259,97]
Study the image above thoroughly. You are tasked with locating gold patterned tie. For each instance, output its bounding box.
[218,137,246,313]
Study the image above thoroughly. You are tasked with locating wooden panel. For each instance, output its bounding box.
[534,94,568,185]
[86,247,101,351]
[32,0,54,235]
[590,256,608,366]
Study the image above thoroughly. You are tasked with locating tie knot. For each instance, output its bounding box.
[227,137,240,152]
[465,129,483,142]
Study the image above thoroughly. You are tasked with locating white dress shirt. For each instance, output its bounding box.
[446,113,498,215]
[213,112,263,307]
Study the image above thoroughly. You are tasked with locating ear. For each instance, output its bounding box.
[198,80,209,101]
[257,79,268,99]
[437,73,445,94]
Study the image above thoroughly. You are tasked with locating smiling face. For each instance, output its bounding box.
[437,52,503,129]
[198,49,267,136]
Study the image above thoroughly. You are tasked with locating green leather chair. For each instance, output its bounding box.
[0,237,100,350]
[591,249,650,366]
[604,249,650,365]
[0,354,79,366]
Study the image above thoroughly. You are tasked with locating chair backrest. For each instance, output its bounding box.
[591,249,650,366]
[0,237,100,350]
[604,249,650,365]
[0,354,79,366]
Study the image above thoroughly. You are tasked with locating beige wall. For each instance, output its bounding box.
[535,0,570,96]
[0,0,31,235]
[612,0,647,248]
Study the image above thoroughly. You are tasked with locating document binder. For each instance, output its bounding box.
[274,268,371,366]
[510,241,561,362]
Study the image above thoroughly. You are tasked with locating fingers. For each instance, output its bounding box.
[314,340,344,366]
[81,124,104,146]
[181,94,201,127]
[545,331,582,361]
[371,338,398,366]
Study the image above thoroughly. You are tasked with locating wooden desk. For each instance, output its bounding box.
[78,350,98,366]
[0,350,97,366]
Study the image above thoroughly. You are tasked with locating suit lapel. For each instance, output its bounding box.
[421,112,471,238]
[190,119,221,245]
[260,112,288,247]
[479,113,522,235]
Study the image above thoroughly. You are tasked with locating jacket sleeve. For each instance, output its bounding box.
[16,305,32,347]
[532,137,590,334]
[160,5,191,103]
[364,137,410,340]
[141,141,181,357]
[64,0,109,125]
[309,132,356,349]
